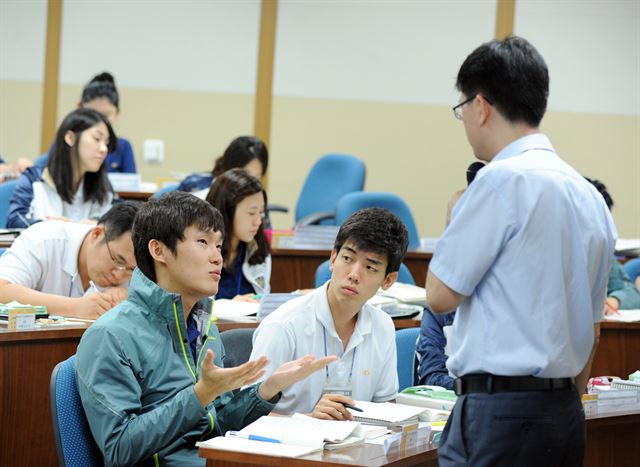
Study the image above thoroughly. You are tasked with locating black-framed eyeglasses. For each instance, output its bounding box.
[452,94,477,120]
[104,232,135,272]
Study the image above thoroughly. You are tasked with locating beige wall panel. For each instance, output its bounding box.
[268,96,472,236]
[0,80,43,161]
[542,112,640,238]
[269,96,640,238]
[56,84,255,183]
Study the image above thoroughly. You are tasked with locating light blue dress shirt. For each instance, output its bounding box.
[430,133,617,379]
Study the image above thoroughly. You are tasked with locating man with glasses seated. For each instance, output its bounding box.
[0,202,139,318]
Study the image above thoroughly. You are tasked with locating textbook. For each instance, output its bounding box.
[396,385,458,411]
[197,413,362,457]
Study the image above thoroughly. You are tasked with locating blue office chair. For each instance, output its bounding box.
[295,154,366,226]
[33,153,49,168]
[151,183,179,198]
[395,327,420,391]
[50,355,103,467]
[314,259,415,288]
[0,179,19,228]
[336,192,421,251]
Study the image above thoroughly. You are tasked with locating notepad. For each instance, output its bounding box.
[347,401,429,425]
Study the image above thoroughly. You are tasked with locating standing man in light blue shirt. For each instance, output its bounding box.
[426,36,617,467]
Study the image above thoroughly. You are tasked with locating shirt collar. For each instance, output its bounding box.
[493,133,555,163]
[315,282,373,343]
[64,224,94,288]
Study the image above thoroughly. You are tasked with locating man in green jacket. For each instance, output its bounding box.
[76,192,336,466]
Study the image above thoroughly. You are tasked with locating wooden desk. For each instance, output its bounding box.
[199,439,439,466]
[0,324,89,467]
[592,321,640,378]
[271,249,432,292]
[198,410,640,467]
[585,409,640,467]
[116,190,154,201]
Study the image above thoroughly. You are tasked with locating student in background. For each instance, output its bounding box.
[178,136,268,198]
[37,72,136,173]
[0,154,32,183]
[7,108,115,227]
[205,169,270,301]
[586,177,640,314]
[0,202,138,318]
[250,208,409,418]
[76,192,335,466]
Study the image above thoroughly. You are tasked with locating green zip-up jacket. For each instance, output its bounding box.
[76,269,276,466]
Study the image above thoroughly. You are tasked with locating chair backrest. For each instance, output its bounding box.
[395,327,420,391]
[335,191,421,251]
[0,179,19,228]
[220,328,255,369]
[295,154,366,225]
[314,259,415,288]
[151,183,179,198]
[50,355,103,467]
[34,152,49,168]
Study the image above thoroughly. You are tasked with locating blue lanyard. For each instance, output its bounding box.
[322,326,356,381]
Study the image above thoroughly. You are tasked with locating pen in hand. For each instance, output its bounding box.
[343,403,363,412]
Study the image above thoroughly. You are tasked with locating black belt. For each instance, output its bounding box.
[454,374,575,396]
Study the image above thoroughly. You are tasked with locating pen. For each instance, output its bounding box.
[227,431,281,444]
[343,403,363,412]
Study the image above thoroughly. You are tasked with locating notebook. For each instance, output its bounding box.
[347,401,428,425]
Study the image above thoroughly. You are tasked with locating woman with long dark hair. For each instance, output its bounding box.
[205,168,271,301]
[7,108,115,227]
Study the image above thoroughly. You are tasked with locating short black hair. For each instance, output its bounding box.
[456,35,549,127]
[81,72,119,110]
[585,177,614,211]
[48,108,115,204]
[98,201,140,241]
[333,207,409,275]
[132,191,225,282]
[212,136,268,177]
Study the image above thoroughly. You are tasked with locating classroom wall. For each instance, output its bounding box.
[1,0,638,238]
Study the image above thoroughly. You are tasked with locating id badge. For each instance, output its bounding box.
[322,381,352,397]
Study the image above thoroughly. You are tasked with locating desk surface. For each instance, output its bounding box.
[199,439,438,467]
[198,410,640,467]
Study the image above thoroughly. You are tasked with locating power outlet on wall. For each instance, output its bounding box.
[143,139,164,164]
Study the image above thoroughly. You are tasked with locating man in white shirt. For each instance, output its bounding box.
[250,207,409,418]
[0,202,139,318]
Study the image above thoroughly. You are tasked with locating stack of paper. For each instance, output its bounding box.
[605,309,640,323]
[615,238,640,256]
[378,282,427,307]
[212,299,259,319]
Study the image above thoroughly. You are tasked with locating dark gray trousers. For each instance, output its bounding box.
[438,389,585,467]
